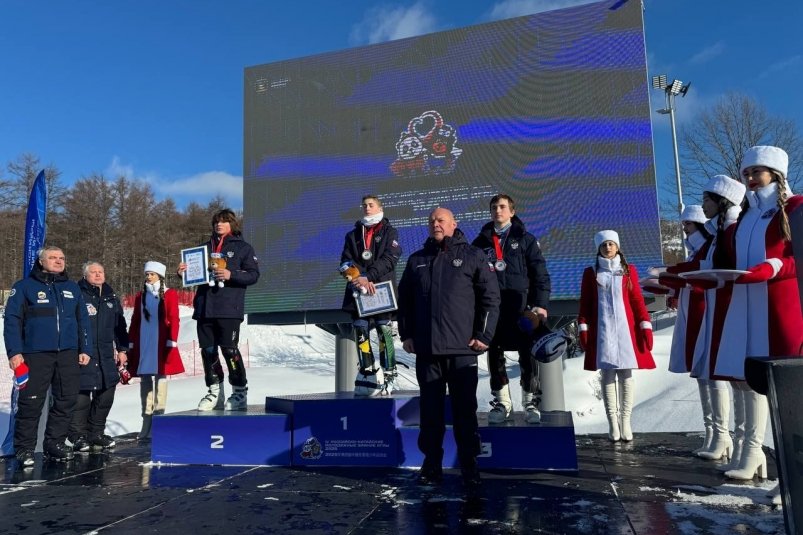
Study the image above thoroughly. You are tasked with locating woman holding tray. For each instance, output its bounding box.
[660,175,745,462]
[578,230,655,442]
[716,146,803,482]
[662,205,713,454]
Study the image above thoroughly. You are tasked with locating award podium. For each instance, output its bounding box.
[151,390,577,470]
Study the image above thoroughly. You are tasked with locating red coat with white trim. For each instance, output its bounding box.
[716,192,803,378]
[127,287,185,376]
[667,238,712,373]
[578,262,655,371]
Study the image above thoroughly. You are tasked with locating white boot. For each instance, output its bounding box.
[153,375,168,415]
[767,483,782,506]
[488,384,513,424]
[717,384,745,471]
[620,375,634,442]
[198,382,225,411]
[522,390,541,424]
[694,380,713,455]
[139,376,155,440]
[725,389,768,480]
[225,386,248,411]
[602,377,620,442]
[698,384,732,460]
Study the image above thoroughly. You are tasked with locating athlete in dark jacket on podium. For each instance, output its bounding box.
[473,195,550,424]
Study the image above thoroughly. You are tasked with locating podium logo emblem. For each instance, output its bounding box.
[301,437,322,460]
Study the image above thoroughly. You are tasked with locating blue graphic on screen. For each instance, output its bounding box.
[243,0,661,317]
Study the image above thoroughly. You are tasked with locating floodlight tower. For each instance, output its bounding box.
[652,74,691,256]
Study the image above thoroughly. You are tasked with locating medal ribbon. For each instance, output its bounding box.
[362,223,381,256]
[213,234,228,254]
[492,233,505,262]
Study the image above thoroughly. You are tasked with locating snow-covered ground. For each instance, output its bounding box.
[0,307,773,447]
[0,307,785,532]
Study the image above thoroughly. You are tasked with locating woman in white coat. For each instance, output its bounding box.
[717,146,803,482]
[661,175,745,463]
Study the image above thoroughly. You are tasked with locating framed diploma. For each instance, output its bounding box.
[355,281,398,317]
[181,245,209,287]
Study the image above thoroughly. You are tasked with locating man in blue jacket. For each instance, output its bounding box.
[178,209,260,411]
[4,246,92,466]
[398,207,500,488]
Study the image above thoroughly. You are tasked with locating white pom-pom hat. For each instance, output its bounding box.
[740,145,788,180]
[704,174,746,206]
[594,230,620,249]
[681,205,707,224]
[144,261,167,278]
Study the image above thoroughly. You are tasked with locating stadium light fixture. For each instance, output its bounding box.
[652,74,692,256]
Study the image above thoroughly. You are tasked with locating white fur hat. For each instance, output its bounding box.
[704,174,746,207]
[144,261,167,278]
[594,230,620,249]
[680,205,707,224]
[740,145,788,179]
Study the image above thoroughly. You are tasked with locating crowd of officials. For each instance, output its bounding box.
[5,145,800,493]
[4,209,260,467]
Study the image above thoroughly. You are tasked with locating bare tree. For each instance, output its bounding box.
[679,93,802,206]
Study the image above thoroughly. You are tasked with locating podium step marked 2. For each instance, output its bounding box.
[151,391,576,470]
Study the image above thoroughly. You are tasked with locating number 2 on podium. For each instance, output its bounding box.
[211,435,224,449]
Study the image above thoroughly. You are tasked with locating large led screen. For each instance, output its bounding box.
[243,0,661,319]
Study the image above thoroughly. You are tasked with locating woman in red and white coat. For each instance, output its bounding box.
[665,205,713,454]
[717,146,803,482]
[661,175,745,464]
[127,261,185,440]
[578,230,655,442]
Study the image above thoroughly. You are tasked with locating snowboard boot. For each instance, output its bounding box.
[225,386,248,411]
[488,384,513,424]
[198,382,225,411]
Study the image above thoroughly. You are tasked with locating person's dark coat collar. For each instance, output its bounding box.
[30,262,68,284]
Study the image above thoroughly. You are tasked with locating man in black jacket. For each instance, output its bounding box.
[69,261,129,452]
[473,195,551,424]
[178,209,260,411]
[398,207,500,487]
[340,195,402,396]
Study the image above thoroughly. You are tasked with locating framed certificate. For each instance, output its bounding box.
[181,245,209,287]
[355,281,398,317]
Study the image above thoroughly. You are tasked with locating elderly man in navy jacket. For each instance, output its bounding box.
[4,246,92,466]
[398,207,500,488]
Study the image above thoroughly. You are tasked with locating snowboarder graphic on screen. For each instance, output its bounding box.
[177,209,260,411]
[339,195,402,396]
[472,194,551,425]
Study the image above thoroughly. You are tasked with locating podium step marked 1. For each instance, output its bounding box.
[151,391,577,470]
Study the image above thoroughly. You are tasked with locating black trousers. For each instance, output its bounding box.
[68,386,116,440]
[415,354,480,470]
[197,318,247,387]
[486,343,541,403]
[15,350,80,450]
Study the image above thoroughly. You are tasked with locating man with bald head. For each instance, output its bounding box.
[398,207,500,488]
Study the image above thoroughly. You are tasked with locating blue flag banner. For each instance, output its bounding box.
[2,170,48,456]
[24,170,48,277]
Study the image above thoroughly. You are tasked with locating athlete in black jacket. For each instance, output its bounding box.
[473,195,550,424]
[340,195,402,396]
[178,209,260,411]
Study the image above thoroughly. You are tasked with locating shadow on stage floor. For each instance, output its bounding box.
[0,432,785,534]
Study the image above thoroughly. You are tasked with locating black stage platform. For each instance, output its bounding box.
[0,433,784,534]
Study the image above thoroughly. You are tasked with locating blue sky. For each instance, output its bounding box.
[1,0,800,211]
